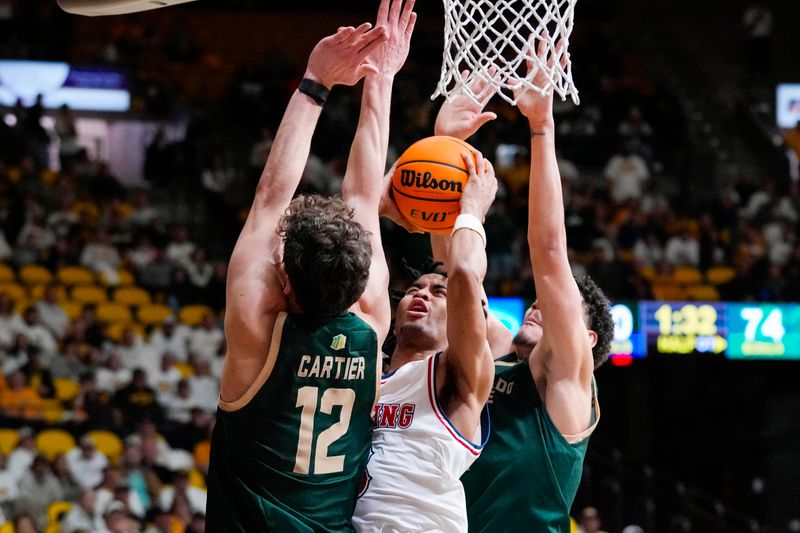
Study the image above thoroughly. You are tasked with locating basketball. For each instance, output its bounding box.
[391,136,477,234]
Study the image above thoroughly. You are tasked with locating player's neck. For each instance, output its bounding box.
[388,345,439,372]
[512,342,533,361]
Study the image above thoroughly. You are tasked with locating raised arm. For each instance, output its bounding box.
[438,150,497,437]
[222,24,387,400]
[515,38,595,435]
[342,0,416,344]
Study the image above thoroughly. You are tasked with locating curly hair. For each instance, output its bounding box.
[575,275,614,369]
[279,195,372,316]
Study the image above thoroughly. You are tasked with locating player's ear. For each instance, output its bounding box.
[279,264,292,297]
[587,329,598,349]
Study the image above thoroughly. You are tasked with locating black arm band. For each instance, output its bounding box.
[298,78,330,106]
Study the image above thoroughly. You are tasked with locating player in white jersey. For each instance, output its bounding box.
[353,145,498,531]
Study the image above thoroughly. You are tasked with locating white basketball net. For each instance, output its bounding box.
[433,0,579,106]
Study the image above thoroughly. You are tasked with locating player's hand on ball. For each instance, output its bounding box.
[459,150,497,222]
[379,164,423,233]
[305,23,388,88]
[364,0,417,77]
[434,68,498,140]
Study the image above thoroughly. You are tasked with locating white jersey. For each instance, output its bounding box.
[353,353,489,533]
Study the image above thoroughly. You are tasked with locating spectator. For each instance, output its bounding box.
[6,426,36,482]
[165,226,196,269]
[96,354,133,393]
[46,196,80,239]
[102,500,141,533]
[603,145,650,203]
[14,211,55,265]
[35,285,69,339]
[15,306,57,355]
[0,229,11,262]
[0,452,19,518]
[65,435,109,490]
[74,372,115,429]
[149,352,183,397]
[114,368,162,426]
[62,488,102,533]
[50,339,88,378]
[95,466,145,518]
[161,379,196,425]
[2,334,30,375]
[55,105,82,170]
[11,513,38,533]
[187,314,223,362]
[140,247,174,294]
[148,318,190,361]
[158,470,206,516]
[20,348,55,399]
[185,512,206,533]
[80,230,122,284]
[127,235,158,272]
[0,296,23,350]
[577,506,608,533]
[17,455,64,529]
[742,2,773,77]
[633,234,664,267]
[185,248,213,289]
[120,438,154,512]
[187,359,218,414]
[52,453,82,502]
[664,229,700,267]
[144,508,176,533]
[167,267,195,310]
[0,370,42,420]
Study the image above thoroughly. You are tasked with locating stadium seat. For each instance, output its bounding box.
[638,265,656,281]
[188,468,206,489]
[0,282,26,302]
[686,284,720,301]
[19,265,53,286]
[179,304,213,326]
[107,321,146,342]
[56,266,95,286]
[96,303,133,324]
[174,362,194,378]
[138,304,174,325]
[41,399,65,423]
[193,440,210,471]
[29,284,67,301]
[0,523,12,533]
[99,268,136,287]
[59,301,84,320]
[45,500,73,528]
[0,428,19,455]
[13,298,32,314]
[86,430,123,464]
[0,263,14,283]
[113,286,151,306]
[71,285,108,304]
[706,266,736,285]
[35,429,76,461]
[53,378,81,402]
[672,267,703,284]
[651,283,687,301]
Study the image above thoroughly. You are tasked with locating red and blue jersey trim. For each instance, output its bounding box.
[426,353,490,456]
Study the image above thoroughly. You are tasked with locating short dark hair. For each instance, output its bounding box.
[575,275,613,369]
[279,195,372,316]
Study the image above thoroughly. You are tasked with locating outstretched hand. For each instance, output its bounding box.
[434,69,498,140]
[513,33,567,124]
[459,149,498,222]
[305,23,389,88]
[363,0,417,77]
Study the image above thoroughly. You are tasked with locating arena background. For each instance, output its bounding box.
[0,0,799,531]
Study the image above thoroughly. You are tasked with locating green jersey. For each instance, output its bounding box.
[207,312,378,532]
[461,354,598,533]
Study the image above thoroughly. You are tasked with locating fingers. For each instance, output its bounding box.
[405,11,417,38]
[376,0,390,25]
[389,0,403,24]
[473,112,497,129]
[461,151,477,176]
[400,0,416,30]
[343,22,376,44]
[333,26,356,43]
[356,25,388,56]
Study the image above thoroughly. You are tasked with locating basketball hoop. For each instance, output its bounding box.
[432,0,579,106]
[57,0,197,16]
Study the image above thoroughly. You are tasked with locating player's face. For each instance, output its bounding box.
[395,273,448,348]
[513,303,543,348]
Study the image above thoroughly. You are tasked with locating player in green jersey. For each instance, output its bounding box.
[206,2,416,530]
[425,40,615,532]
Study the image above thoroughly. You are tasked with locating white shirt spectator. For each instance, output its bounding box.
[743,5,773,38]
[16,222,55,252]
[0,464,19,505]
[189,374,219,413]
[664,234,700,267]
[62,503,102,533]
[0,312,23,350]
[35,300,69,339]
[604,153,650,203]
[161,391,197,424]
[186,260,213,288]
[15,321,57,354]
[65,446,109,490]
[0,230,11,261]
[159,484,207,515]
[149,365,183,397]
[188,326,224,360]
[7,445,35,482]
[96,487,146,518]
[95,365,133,393]
[148,323,191,361]
[633,237,665,267]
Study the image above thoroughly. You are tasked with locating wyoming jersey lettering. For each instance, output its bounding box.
[207,312,378,532]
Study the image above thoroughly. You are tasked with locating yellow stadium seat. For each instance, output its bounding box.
[188,468,206,490]
[98,268,136,287]
[71,285,108,305]
[174,362,194,378]
[53,378,81,402]
[41,399,65,423]
[651,283,687,301]
[179,304,213,326]
[35,429,76,461]
[686,284,721,301]
[672,266,702,284]
[0,283,26,302]
[14,299,33,314]
[0,429,20,455]
[113,287,151,306]
[41,169,58,185]
[29,284,67,301]
[59,301,84,320]
[19,265,53,286]
[0,263,14,283]
[137,304,174,326]
[46,500,73,526]
[0,523,13,533]
[86,430,123,464]
[57,266,95,286]
[638,265,656,281]
[706,266,736,285]
[107,321,146,342]
[96,303,133,324]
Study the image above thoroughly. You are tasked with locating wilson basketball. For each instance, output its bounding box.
[391,136,477,233]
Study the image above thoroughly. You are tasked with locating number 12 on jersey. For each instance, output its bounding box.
[294,387,355,476]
